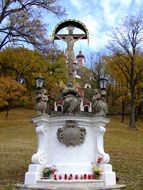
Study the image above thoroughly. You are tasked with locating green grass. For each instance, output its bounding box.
[105,116,143,190]
[0,109,143,190]
[0,109,36,189]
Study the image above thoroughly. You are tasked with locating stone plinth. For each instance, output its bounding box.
[17,183,126,190]
[24,115,116,187]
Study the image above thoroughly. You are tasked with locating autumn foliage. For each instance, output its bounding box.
[0,76,27,108]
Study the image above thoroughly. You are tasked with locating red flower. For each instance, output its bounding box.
[97,156,103,164]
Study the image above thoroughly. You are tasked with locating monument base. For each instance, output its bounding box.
[16,182,126,190]
[24,115,119,188]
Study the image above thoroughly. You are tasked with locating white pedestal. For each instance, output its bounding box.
[24,115,116,187]
[25,164,43,185]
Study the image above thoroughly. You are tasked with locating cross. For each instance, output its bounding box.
[67,25,74,35]
[54,25,86,82]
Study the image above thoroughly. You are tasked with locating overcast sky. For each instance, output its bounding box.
[47,0,143,65]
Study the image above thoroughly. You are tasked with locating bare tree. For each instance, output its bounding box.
[108,14,143,128]
[89,51,106,89]
[0,0,65,51]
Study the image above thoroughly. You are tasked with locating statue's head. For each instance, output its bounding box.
[67,81,73,88]
[62,81,78,97]
[94,89,98,94]
[65,35,73,42]
[41,89,47,94]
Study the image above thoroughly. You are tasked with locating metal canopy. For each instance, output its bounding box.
[52,19,89,40]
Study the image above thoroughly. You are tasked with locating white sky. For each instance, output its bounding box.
[46,0,143,65]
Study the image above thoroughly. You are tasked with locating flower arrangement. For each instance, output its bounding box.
[43,166,57,178]
[92,156,103,179]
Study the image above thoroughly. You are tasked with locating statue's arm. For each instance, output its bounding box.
[75,34,86,42]
[55,34,65,41]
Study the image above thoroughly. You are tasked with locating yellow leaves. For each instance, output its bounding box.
[0,47,39,71]
[106,53,143,108]
[0,76,27,107]
[106,53,143,84]
[0,47,68,104]
[106,55,127,83]
[5,0,10,5]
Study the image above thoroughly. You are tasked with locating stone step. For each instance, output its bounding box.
[37,179,104,189]
[16,182,126,190]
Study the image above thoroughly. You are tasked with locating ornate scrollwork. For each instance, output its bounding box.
[31,152,47,164]
[57,120,86,146]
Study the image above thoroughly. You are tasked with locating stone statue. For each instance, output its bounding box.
[55,32,85,63]
[62,81,81,115]
[92,89,108,117]
[35,89,48,115]
[55,27,85,80]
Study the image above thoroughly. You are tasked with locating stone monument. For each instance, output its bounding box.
[17,19,126,190]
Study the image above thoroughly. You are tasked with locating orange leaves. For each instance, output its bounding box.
[0,76,27,107]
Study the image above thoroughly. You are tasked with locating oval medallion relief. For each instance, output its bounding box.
[57,120,86,146]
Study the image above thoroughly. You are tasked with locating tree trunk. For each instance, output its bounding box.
[129,90,136,129]
[5,107,9,119]
[129,107,136,128]
[121,100,126,122]
[135,107,138,122]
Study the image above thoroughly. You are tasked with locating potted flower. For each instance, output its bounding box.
[92,156,103,179]
[43,166,57,178]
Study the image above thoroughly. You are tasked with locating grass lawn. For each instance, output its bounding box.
[0,108,143,190]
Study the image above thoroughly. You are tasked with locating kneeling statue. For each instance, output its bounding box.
[92,89,108,117]
[35,89,48,115]
[62,81,81,115]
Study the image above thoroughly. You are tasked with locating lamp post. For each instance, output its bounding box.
[35,76,48,115]
[17,75,25,84]
[99,76,108,99]
[35,76,44,89]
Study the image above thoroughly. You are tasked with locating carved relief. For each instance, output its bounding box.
[57,120,86,146]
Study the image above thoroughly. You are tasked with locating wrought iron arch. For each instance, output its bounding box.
[52,19,89,41]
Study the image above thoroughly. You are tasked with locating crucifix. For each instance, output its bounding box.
[54,25,86,82]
